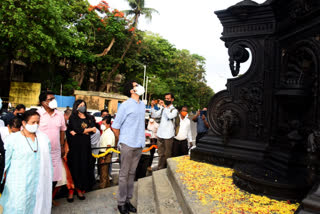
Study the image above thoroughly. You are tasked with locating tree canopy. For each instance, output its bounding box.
[0,0,214,110]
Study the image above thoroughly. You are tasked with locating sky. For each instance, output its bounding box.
[89,0,266,93]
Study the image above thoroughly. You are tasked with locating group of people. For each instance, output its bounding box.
[0,80,209,214]
[0,92,117,213]
[148,94,209,171]
[115,81,209,214]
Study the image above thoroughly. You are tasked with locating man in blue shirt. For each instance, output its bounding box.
[112,80,145,214]
[192,108,209,145]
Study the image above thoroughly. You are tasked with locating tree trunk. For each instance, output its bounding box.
[78,64,86,87]
[148,93,153,105]
[100,14,140,92]
[95,37,116,57]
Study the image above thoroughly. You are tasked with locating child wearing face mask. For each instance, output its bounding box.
[98,115,115,188]
[146,118,159,171]
[0,109,52,214]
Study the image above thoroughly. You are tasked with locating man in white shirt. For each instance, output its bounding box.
[151,93,178,169]
[99,115,115,188]
[172,106,192,157]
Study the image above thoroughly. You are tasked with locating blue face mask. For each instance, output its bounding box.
[0,98,2,110]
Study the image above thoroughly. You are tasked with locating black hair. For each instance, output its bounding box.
[178,106,188,112]
[8,116,22,129]
[39,90,55,104]
[72,99,88,116]
[64,109,72,116]
[102,115,112,125]
[165,93,174,99]
[22,109,40,122]
[101,109,109,115]
[15,104,26,111]
[95,122,100,129]
[123,80,137,97]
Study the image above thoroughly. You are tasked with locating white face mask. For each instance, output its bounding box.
[134,84,145,96]
[25,124,38,133]
[48,99,58,109]
[149,118,154,123]
[101,124,106,131]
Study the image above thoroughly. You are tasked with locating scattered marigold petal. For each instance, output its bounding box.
[173,156,299,214]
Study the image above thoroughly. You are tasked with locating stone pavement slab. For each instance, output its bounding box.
[52,183,137,214]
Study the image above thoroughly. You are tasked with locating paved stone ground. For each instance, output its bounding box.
[52,184,137,214]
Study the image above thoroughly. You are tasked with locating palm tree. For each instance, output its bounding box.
[102,0,158,92]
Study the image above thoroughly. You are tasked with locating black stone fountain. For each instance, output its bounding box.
[190,0,320,213]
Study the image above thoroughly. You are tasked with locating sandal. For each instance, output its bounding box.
[67,189,74,203]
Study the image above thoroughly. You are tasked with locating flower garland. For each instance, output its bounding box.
[92,148,120,158]
[92,145,158,158]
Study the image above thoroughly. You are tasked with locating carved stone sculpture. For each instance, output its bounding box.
[191,0,320,207]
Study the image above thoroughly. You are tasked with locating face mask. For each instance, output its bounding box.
[181,111,188,117]
[25,124,38,133]
[164,100,172,106]
[134,84,145,96]
[149,118,154,123]
[48,99,58,109]
[101,124,106,131]
[78,106,86,113]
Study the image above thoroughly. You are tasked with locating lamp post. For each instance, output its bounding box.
[142,65,146,101]
[145,76,149,105]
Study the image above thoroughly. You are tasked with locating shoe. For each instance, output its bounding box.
[126,202,137,213]
[66,197,74,203]
[77,194,86,200]
[67,189,74,203]
[76,190,86,200]
[118,205,129,214]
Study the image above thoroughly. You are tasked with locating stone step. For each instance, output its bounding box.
[137,176,156,214]
[167,158,214,214]
[152,169,183,214]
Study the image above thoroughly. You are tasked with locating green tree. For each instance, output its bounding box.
[0,0,87,63]
[68,1,131,91]
[104,0,159,88]
[123,32,214,110]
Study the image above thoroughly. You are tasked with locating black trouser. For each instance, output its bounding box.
[147,138,157,167]
[172,138,188,157]
[196,132,207,145]
[52,181,57,192]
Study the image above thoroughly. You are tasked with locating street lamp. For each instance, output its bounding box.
[145,76,149,105]
[142,65,146,101]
